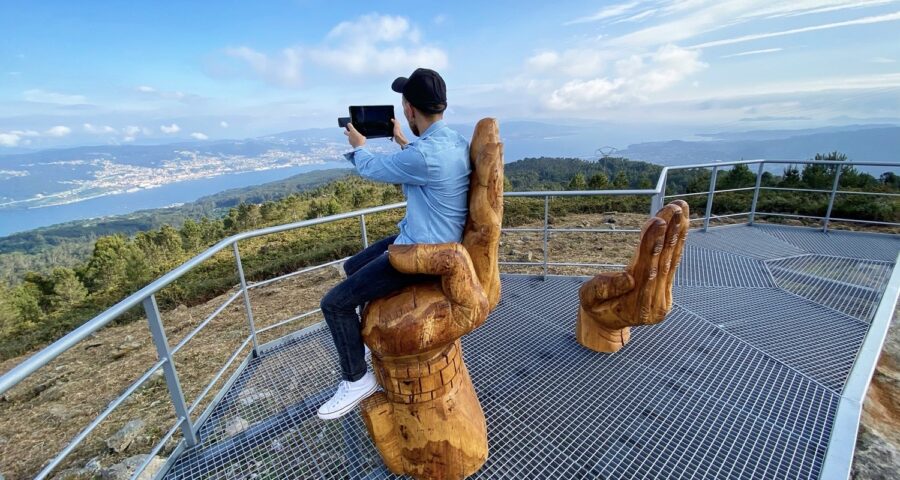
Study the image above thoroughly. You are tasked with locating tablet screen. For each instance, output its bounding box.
[349,105,395,138]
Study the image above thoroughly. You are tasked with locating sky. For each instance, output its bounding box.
[1,0,899,150]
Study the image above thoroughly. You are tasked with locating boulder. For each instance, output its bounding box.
[852,423,899,479]
[225,416,250,437]
[106,419,146,453]
[101,455,164,480]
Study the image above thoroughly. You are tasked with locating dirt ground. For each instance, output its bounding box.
[0,211,896,479]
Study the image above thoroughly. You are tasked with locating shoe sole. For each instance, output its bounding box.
[317,383,378,420]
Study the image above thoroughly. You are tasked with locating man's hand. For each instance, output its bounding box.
[391,119,409,148]
[345,123,366,149]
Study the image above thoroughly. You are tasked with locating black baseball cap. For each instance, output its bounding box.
[391,68,447,114]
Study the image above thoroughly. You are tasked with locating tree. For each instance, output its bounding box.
[568,173,587,190]
[782,165,802,187]
[613,171,629,189]
[49,267,88,310]
[721,164,756,189]
[84,235,141,292]
[588,173,608,189]
[180,219,202,252]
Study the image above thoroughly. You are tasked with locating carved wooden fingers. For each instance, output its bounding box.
[576,201,689,353]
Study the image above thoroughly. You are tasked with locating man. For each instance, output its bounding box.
[317,68,471,420]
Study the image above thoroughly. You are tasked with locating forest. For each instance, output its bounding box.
[0,152,897,360]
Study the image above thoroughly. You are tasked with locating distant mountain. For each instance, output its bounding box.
[619,126,900,172]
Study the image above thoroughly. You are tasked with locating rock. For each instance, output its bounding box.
[48,404,73,422]
[605,217,616,224]
[526,252,534,262]
[101,455,164,480]
[106,419,146,453]
[238,387,274,407]
[225,417,250,437]
[852,424,900,479]
[51,467,93,480]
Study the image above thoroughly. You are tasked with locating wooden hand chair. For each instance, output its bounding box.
[359,118,504,480]
[577,201,689,353]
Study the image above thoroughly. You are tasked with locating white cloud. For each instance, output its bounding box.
[223,14,448,87]
[0,133,22,147]
[433,14,448,25]
[83,123,117,134]
[190,132,209,140]
[721,48,783,58]
[136,85,156,93]
[526,49,614,77]
[545,44,706,110]
[225,46,303,88]
[220,120,229,128]
[160,123,180,134]
[45,126,71,137]
[689,11,900,49]
[565,2,640,25]
[871,56,896,63]
[23,89,87,105]
[309,14,447,75]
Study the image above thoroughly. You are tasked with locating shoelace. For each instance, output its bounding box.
[328,381,350,407]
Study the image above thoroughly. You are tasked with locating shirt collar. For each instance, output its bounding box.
[418,120,445,140]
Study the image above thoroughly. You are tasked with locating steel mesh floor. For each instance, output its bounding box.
[163,225,899,480]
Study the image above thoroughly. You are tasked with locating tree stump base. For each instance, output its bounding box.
[360,340,488,480]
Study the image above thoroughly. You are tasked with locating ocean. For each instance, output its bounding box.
[0,162,351,237]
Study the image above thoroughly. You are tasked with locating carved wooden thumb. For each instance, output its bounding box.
[576,200,690,353]
[360,118,503,480]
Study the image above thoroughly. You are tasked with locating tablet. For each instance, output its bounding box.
[349,105,395,138]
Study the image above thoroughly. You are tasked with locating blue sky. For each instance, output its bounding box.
[1,0,899,149]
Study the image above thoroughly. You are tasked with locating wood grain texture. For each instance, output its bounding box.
[360,118,503,479]
[576,200,690,353]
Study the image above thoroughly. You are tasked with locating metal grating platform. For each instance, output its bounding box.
[162,225,899,479]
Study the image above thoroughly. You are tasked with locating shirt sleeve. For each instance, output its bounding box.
[344,146,428,185]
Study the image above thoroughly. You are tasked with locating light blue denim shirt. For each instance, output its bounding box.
[345,120,471,245]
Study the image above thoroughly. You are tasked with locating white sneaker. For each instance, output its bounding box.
[317,372,377,420]
[364,344,372,362]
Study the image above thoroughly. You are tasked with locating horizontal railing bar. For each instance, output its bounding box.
[34,359,167,480]
[171,290,243,355]
[665,191,715,198]
[503,189,656,197]
[130,417,184,480]
[663,159,764,170]
[761,186,832,194]
[755,212,826,220]
[503,227,641,233]
[255,309,322,335]
[761,160,900,167]
[189,336,253,414]
[834,190,900,198]
[665,187,755,199]
[247,257,349,290]
[828,217,900,227]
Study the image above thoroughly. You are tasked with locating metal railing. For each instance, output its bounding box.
[0,158,897,479]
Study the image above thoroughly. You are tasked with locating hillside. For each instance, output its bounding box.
[0,169,353,285]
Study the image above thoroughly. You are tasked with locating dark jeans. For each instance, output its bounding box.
[320,235,432,381]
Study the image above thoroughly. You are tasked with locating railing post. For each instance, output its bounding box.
[652,179,666,216]
[823,165,843,233]
[143,295,199,446]
[232,242,259,355]
[749,162,765,226]
[359,214,369,248]
[703,165,719,232]
[542,195,549,280]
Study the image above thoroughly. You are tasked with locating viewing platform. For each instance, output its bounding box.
[163,224,899,479]
[1,158,898,480]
